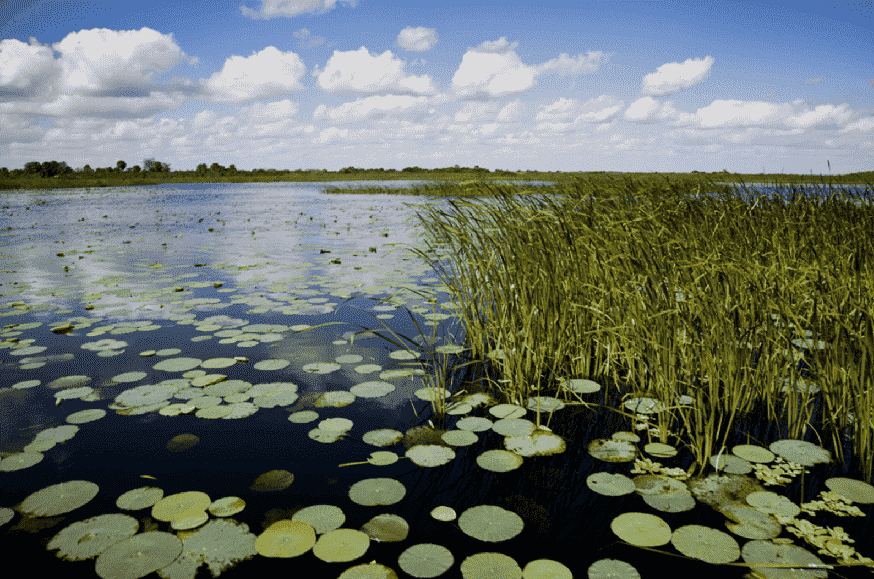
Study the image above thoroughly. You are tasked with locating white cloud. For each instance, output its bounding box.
[0,38,61,100]
[453,39,610,100]
[313,94,433,123]
[314,126,349,143]
[240,0,357,20]
[536,97,580,122]
[200,46,307,104]
[496,99,524,122]
[0,28,196,118]
[696,99,856,129]
[642,56,714,97]
[452,50,536,99]
[536,51,612,76]
[36,92,188,118]
[535,96,623,124]
[397,27,438,52]
[454,101,502,122]
[472,37,518,54]
[241,99,300,122]
[839,115,874,134]
[574,96,624,123]
[53,28,187,95]
[624,96,663,122]
[314,47,437,95]
[191,110,218,130]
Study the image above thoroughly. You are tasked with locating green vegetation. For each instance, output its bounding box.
[375,172,874,477]
[2,157,873,192]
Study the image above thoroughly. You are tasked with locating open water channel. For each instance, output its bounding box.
[1,179,872,579]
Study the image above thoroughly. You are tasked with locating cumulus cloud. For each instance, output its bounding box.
[642,56,714,97]
[0,28,195,117]
[575,96,624,123]
[535,96,623,124]
[536,51,612,76]
[625,96,667,122]
[453,38,610,100]
[472,37,518,54]
[452,49,536,99]
[53,28,189,97]
[535,97,580,122]
[697,99,856,129]
[240,99,300,121]
[200,46,307,104]
[313,94,437,123]
[397,27,438,52]
[236,99,301,138]
[314,126,349,143]
[623,94,861,131]
[496,99,524,122]
[0,38,61,101]
[240,0,357,20]
[534,96,624,126]
[454,101,503,122]
[314,47,437,95]
[625,96,701,125]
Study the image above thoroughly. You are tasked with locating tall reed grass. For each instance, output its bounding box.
[395,173,874,482]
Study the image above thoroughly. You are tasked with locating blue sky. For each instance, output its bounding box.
[1,0,872,173]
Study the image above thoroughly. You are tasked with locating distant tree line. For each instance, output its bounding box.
[0,158,172,178]
[0,160,539,179]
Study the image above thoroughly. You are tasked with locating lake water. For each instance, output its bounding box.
[1,180,872,579]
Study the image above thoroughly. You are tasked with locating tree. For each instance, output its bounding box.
[0,167,9,178]
[131,165,141,173]
[83,164,94,174]
[209,162,224,173]
[196,163,208,176]
[227,164,237,173]
[23,161,42,176]
[143,158,157,172]
[116,160,127,172]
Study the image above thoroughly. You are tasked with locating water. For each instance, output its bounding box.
[1,180,871,578]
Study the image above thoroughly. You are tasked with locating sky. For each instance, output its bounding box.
[1,0,873,174]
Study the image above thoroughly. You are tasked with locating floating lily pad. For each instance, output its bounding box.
[95,531,182,579]
[457,505,524,542]
[398,543,454,578]
[349,478,406,506]
[255,520,316,558]
[250,470,294,492]
[48,514,140,561]
[313,528,369,563]
[19,480,100,517]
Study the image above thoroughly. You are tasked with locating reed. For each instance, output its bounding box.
[375,172,874,483]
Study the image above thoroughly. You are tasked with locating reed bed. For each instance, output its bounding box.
[390,173,874,483]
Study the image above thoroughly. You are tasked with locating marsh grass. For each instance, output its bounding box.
[353,172,874,484]
[348,290,503,430]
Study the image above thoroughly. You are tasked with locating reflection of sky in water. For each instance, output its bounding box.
[0,180,565,313]
[0,181,518,459]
